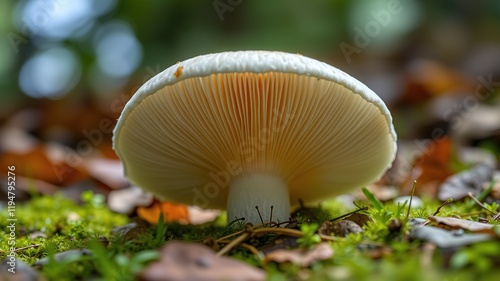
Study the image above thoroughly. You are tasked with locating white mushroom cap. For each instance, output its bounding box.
[113,51,397,224]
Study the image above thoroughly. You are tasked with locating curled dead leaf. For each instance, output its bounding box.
[137,199,189,224]
[318,220,363,237]
[139,241,265,281]
[108,186,153,214]
[428,216,496,234]
[402,137,455,197]
[264,242,333,267]
[342,213,373,227]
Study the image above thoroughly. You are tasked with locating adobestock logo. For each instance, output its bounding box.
[213,0,243,21]
[442,74,500,130]
[340,0,404,64]
[383,73,500,185]
[8,0,71,54]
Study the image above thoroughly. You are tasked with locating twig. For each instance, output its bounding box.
[318,234,343,242]
[406,180,417,220]
[432,198,453,216]
[467,192,496,215]
[217,240,261,256]
[329,206,369,222]
[15,244,41,252]
[269,206,274,225]
[217,225,346,256]
[253,227,304,237]
[493,212,500,221]
[216,224,254,256]
[255,206,264,225]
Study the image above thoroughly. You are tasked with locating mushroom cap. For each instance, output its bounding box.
[113,51,397,209]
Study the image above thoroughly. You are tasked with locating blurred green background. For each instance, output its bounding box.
[1,0,500,144]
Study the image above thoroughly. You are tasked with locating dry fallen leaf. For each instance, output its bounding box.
[108,186,153,214]
[83,158,129,189]
[0,144,87,188]
[428,216,496,234]
[402,137,455,196]
[264,242,333,267]
[139,241,265,281]
[111,221,149,240]
[187,206,220,225]
[318,220,363,237]
[342,213,373,227]
[137,199,190,224]
[399,59,474,105]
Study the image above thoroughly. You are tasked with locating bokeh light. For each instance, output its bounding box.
[19,46,81,99]
[93,20,143,79]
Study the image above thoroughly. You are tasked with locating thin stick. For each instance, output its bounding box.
[217,240,261,256]
[467,192,496,215]
[269,205,274,225]
[216,231,252,256]
[318,234,343,242]
[15,244,41,252]
[216,229,246,243]
[432,198,453,216]
[493,212,500,221]
[255,206,264,225]
[406,180,417,220]
[330,206,369,222]
[253,227,304,237]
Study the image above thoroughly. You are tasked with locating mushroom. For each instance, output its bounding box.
[113,51,397,224]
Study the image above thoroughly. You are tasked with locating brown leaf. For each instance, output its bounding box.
[139,241,265,281]
[0,145,87,187]
[342,213,373,227]
[137,199,190,224]
[402,137,455,197]
[111,221,149,240]
[264,242,333,267]
[259,235,299,254]
[400,59,474,104]
[428,216,495,234]
[318,220,363,237]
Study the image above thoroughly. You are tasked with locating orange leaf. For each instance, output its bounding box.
[399,60,474,104]
[0,145,87,188]
[137,199,189,224]
[402,137,455,196]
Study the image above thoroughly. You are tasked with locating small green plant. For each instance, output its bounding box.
[153,213,168,247]
[296,223,321,248]
[361,187,384,211]
[89,239,160,281]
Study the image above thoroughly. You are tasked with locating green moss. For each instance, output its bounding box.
[0,192,128,265]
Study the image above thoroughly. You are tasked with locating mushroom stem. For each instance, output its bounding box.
[227,174,290,225]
